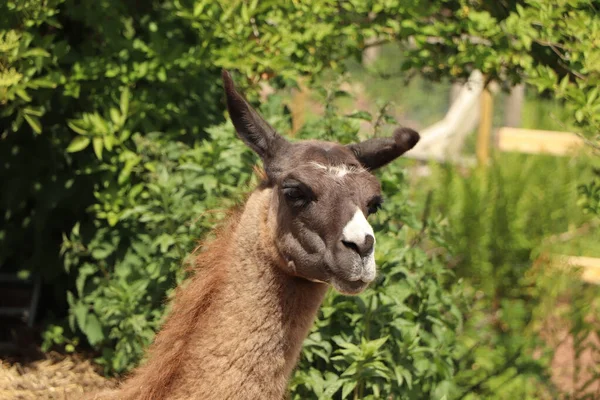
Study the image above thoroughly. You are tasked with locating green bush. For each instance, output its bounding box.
[425,153,597,293]
[3,0,599,398]
[413,153,600,399]
[57,123,258,372]
[0,0,376,292]
[291,215,468,399]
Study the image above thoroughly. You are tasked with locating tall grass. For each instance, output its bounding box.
[411,151,600,398]
[426,153,596,294]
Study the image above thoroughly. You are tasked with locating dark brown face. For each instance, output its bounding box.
[269,141,383,294]
[222,70,420,295]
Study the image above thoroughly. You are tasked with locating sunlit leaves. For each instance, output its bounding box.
[66,136,90,152]
[58,116,258,372]
[3,0,597,395]
[579,180,600,216]
[22,112,41,134]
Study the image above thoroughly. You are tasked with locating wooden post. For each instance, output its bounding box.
[290,82,307,136]
[449,82,462,105]
[362,14,380,68]
[504,84,524,128]
[477,87,493,165]
[362,37,381,68]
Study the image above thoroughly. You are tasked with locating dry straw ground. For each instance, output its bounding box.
[0,332,598,400]
[0,352,113,400]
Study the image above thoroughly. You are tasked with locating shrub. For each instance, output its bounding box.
[414,153,600,399]
[3,0,598,397]
[0,0,373,306]
[428,154,595,295]
[57,122,258,372]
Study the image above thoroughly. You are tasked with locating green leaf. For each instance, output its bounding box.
[110,107,121,126]
[118,156,141,184]
[15,88,32,102]
[85,314,104,345]
[341,380,357,399]
[19,48,50,58]
[93,137,103,159]
[155,233,176,253]
[587,87,598,105]
[89,113,110,135]
[67,120,89,135]
[66,136,90,152]
[107,212,119,226]
[104,135,114,151]
[559,75,570,92]
[29,78,57,88]
[323,377,344,398]
[384,114,398,124]
[23,107,44,117]
[91,243,114,260]
[23,113,42,134]
[120,88,130,118]
[76,264,97,296]
[73,302,88,332]
[365,336,389,354]
[346,110,372,121]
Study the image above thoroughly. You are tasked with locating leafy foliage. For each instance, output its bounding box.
[0,0,371,289]
[415,154,599,399]
[378,0,599,141]
[579,174,600,217]
[2,0,599,398]
[430,154,594,292]
[57,122,258,372]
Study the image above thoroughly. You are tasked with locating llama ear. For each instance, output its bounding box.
[347,127,420,170]
[222,70,288,162]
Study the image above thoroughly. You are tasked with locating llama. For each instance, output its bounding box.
[91,70,419,400]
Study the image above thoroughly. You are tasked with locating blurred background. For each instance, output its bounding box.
[0,0,599,399]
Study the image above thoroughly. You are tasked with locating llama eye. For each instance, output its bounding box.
[282,179,314,206]
[367,196,383,215]
[283,187,305,200]
[367,203,382,215]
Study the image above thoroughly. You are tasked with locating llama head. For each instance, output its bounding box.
[222,70,419,294]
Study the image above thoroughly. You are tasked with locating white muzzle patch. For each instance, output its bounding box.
[341,207,376,281]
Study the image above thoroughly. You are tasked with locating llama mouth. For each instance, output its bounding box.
[330,275,371,295]
[325,257,377,295]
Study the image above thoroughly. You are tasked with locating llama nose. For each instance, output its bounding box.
[342,234,375,258]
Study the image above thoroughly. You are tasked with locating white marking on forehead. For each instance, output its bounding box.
[309,162,365,178]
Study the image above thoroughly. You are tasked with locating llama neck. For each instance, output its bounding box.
[183,252,327,399]
[119,188,328,400]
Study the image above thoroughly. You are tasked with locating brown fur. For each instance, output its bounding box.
[90,188,328,400]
